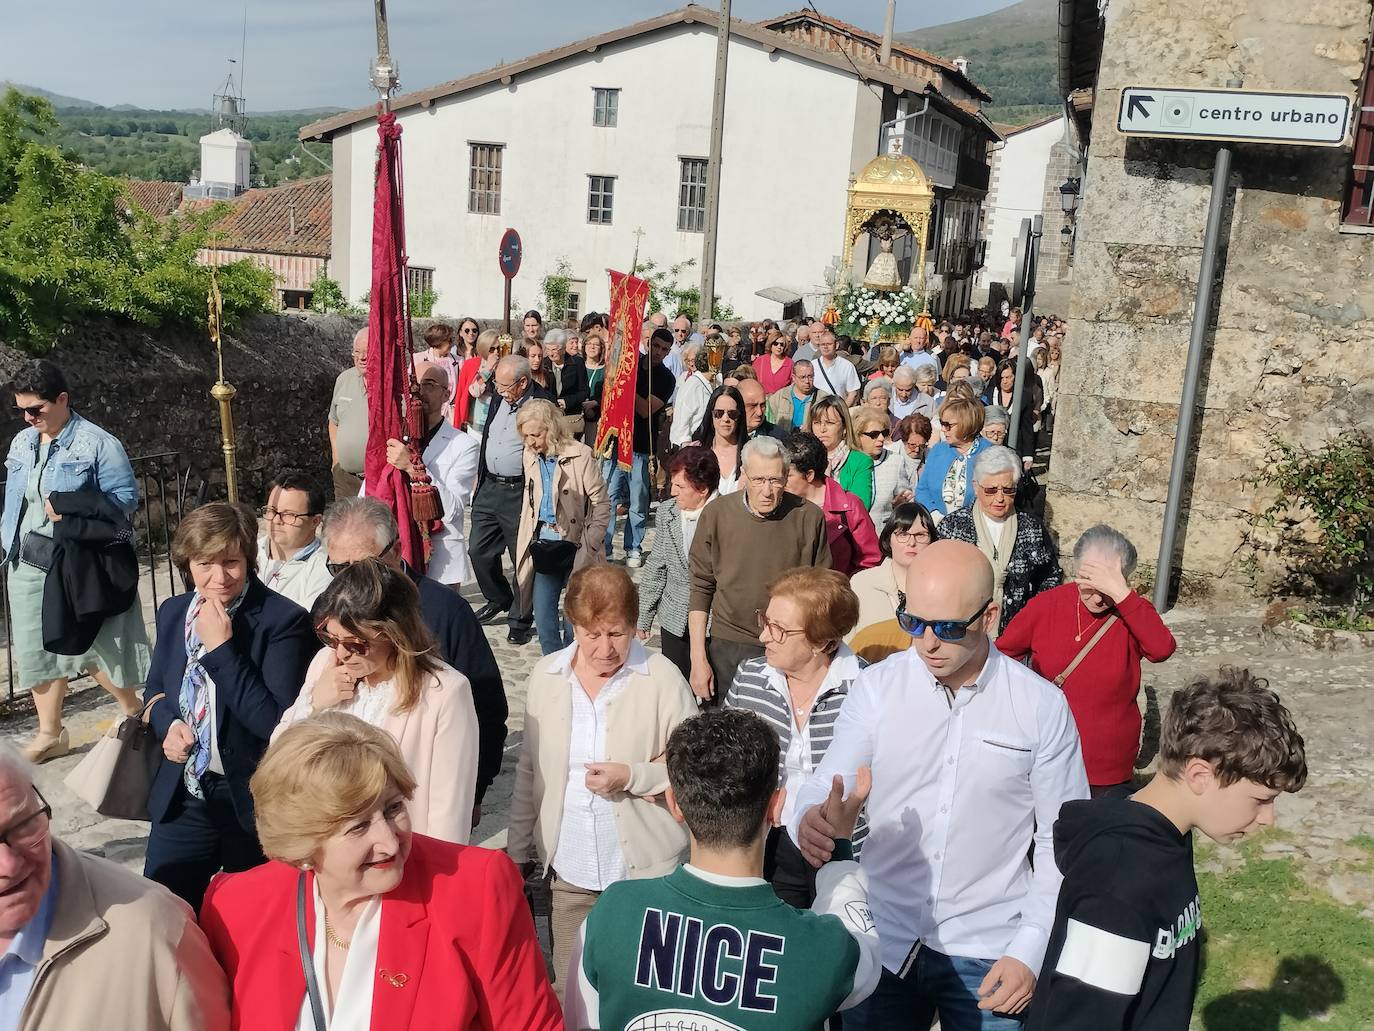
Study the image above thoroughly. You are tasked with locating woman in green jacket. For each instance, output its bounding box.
[805,394,874,508]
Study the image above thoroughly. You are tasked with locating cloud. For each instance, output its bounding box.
[3,0,1016,111]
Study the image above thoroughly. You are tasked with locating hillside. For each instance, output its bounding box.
[0,81,101,109]
[898,0,1060,125]
[2,85,334,187]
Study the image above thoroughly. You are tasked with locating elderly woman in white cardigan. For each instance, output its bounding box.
[508,564,697,997]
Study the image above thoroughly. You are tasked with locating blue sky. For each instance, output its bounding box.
[3,1,1016,112]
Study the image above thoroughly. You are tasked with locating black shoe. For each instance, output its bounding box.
[474,602,508,625]
[507,627,534,646]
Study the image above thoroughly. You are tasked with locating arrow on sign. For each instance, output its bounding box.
[1126,94,1154,121]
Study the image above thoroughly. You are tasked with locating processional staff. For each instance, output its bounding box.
[206,266,239,503]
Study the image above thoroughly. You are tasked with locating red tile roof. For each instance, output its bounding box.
[205,175,331,259]
[121,179,185,218]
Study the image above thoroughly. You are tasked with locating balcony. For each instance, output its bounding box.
[956,154,991,193]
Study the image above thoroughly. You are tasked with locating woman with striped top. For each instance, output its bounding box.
[723,567,864,909]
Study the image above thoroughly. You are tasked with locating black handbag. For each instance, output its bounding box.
[19,531,56,572]
[297,872,327,1031]
[530,528,578,577]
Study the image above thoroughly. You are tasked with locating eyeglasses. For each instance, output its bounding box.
[746,475,786,489]
[896,598,993,642]
[712,408,739,420]
[979,485,1018,498]
[326,537,398,577]
[756,610,807,643]
[939,420,954,431]
[859,429,886,440]
[316,625,374,657]
[892,529,932,545]
[0,787,52,852]
[15,402,48,419]
[260,506,320,526]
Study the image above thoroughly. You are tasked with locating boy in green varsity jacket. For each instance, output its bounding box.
[1026,666,1308,1031]
[565,708,880,1031]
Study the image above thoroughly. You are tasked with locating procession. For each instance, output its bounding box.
[2,0,1373,1030]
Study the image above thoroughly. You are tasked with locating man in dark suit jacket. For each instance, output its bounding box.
[321,496,508,825]
[143,504,316,912]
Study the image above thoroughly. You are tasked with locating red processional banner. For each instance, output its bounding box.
[594,270,650,471]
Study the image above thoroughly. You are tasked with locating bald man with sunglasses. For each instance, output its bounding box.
[791,540,1088,1031]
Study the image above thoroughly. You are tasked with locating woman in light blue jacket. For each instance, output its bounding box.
[915,396,992,520]
[3,360,150,762]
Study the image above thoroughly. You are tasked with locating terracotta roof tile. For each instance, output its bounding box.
[121,179,185,218]
[206,175,331,259]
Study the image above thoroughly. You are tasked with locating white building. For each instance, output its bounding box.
[979,112,1082,313]
[300,5,999,321]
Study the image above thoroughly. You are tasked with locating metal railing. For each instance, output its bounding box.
[0,451,204,700]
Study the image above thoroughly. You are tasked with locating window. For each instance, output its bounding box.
[1343,31,1374,227]
[593,88,619,127]
[468,143,503,214]
[588,175,615,224]
[566,280,587,325]
[678,158,708,232]
[407,265,435,297]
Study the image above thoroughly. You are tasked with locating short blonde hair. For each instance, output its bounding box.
[938,397,985,443]
[251,713,417,865]
[172,501,258,574]
[516,398,573,452]
[876,346,899,368]
[767,567,860,652]
[942,353,972,382]
[474,328,499,359]
[851,407,891,435]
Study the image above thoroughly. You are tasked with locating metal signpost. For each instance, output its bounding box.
[1007,216,1042,454]
[498,227,522,336]
[1119,82,1354,610]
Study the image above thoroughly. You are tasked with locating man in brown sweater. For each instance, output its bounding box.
[687,435,831,701]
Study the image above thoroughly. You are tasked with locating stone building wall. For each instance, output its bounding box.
[0,312,367,507]
[1048,0,1374,596]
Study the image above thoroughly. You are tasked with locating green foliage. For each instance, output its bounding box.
[308,271,363,316]
[0,88,274,350]
[637,256,737,322]
[540,258,574,323]
[1193,843,1372,1029]
[409,287,439,318]
[1254,432,1374,609]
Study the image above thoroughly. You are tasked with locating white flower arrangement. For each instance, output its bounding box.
[832,284,921,340]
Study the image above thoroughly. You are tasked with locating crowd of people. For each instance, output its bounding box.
[0,297,1310,1031]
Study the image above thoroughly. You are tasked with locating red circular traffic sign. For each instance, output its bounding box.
[498,228,522,279]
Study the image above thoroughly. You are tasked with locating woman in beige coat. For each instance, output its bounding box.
[515,399,612,655]
[273,559,479,844]
[507,565,697,996]
[846,502,939,664]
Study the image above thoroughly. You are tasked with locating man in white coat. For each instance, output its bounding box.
[382,365,480,587]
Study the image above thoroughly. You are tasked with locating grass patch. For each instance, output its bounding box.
[1349,834,1374,854]
[1193,842,1374,1030]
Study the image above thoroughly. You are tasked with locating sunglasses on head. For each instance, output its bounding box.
[896,598,993,642]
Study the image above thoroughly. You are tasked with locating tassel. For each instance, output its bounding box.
[409,478,443,523]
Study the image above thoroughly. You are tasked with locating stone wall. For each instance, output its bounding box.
[1049,0,1374,597]
[0,312,367,506]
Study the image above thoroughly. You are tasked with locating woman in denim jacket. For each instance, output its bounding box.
[3,360,150,762]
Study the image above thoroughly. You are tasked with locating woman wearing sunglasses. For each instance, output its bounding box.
[275,558,479,844]
[689,384,746,495]
[852,407,917,529]
[846,503,939,664]
[915,396,991,521]
[936,445,1063,634]
[2,359,152,763]
[722,567,863,907]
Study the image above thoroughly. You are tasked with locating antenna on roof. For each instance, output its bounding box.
[239,4,248,111]
[213,58,247,135]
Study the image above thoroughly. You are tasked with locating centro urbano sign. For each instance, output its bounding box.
[1117,86,1352,147]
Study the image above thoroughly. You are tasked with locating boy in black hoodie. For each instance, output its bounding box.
[1026,666,1307,1031]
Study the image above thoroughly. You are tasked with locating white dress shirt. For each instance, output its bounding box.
[789,645,1088,976]
[295,884,379,1031]
[549,641,645,891]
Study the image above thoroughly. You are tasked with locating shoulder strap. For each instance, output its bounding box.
[297,873,327,1031]
[1054,614,1119,687]
[817,358,839,395]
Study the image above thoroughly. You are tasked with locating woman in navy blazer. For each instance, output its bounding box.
[143,501,315,912]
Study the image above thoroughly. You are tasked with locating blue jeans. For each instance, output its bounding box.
[845,949,1026,1031]
[532,529,574,655]
[601,452,650,556]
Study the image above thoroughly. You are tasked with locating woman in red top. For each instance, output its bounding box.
[752,333,794,393]
[998,525,1176,795]
[200,713,561,1031]
[780,430,881,578]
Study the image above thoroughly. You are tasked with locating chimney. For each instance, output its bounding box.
[954,56,969,76]
[288,198,296,239]
[879,0,896,64]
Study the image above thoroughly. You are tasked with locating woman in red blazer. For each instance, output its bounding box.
[199,712,562,1031]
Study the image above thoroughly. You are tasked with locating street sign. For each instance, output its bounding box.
[1118,86,1352,147]
[498,228,522,279]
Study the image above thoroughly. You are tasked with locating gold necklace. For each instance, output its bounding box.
[324,914,351,951]
[1075,598,1105,642]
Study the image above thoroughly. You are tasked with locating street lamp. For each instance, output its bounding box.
[1059,177,1082,215]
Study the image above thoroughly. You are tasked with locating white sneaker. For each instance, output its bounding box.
[626,551,644,568]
